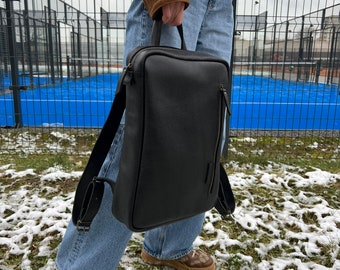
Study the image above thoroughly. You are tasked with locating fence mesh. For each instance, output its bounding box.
[0,0,339,159]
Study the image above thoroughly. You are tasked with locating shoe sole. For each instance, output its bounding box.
[141,249,216,270]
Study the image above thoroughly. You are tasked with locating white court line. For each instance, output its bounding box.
[15,99,113,103]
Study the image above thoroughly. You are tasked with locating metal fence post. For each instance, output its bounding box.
[327,26,336,86]
[4,0,23,128]
[47,0,55,84]
[282,21,289,81]
[23,0,34,87]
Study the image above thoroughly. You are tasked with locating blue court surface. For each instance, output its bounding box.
[0,74,339,130]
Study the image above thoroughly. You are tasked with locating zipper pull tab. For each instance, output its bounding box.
[115,64,132,95]
[220,84,232,116]
[123,63,135,85]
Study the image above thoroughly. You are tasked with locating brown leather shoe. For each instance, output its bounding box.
[141,248,216,270]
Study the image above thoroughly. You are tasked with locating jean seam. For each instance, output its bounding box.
[140,7,149,46]
[158,226,166,257]
[143,225,194,260]
[63,232,86,268]
[143,226,166,258]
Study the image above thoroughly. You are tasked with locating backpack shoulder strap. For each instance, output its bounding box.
[215,163,236,215]
[72,70,127,231]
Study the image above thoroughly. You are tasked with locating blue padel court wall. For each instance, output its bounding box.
[0,74,339,130]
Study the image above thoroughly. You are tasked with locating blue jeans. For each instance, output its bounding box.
[56,1,233,269]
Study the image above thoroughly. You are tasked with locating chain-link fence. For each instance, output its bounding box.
[0,0,339,159]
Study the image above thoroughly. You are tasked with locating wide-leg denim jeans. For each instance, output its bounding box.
[56,0,233,269]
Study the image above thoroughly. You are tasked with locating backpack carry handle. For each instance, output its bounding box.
[151,19,187,50]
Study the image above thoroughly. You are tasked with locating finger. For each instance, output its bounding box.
[162,5,172,24]
[170,11,184,26]
[162,3,185,26]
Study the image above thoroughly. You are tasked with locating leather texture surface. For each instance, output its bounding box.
[113,46,230,231]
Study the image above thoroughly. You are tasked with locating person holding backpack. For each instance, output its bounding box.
[56,0,234,269]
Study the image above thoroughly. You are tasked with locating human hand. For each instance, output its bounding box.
[162,2,185,26]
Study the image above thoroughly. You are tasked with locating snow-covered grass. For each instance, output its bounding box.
[0,131,339,269]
